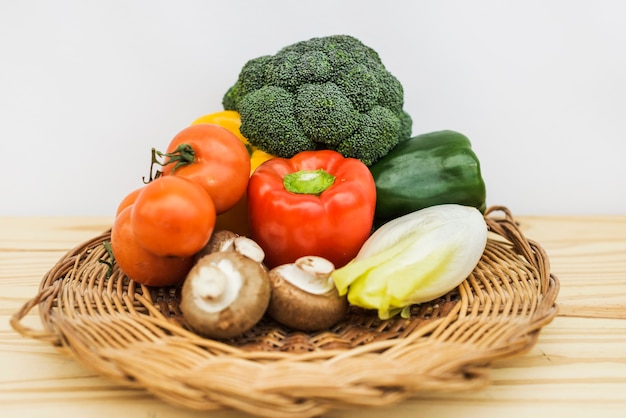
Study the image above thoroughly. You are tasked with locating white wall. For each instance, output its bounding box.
[2,0,625,216]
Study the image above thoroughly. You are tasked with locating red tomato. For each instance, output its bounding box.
[115,187,142,217]
[131,176,216,257]
[160,124,250,214]
[110,207,194,287]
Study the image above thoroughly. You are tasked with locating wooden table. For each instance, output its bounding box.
[2,215,625,418]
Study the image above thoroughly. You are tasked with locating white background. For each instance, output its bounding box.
[2,0,625,216]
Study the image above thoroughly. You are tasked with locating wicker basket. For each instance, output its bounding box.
[11,206,559,417]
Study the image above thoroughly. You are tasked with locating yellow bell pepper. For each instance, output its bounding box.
[191,110,274,174]
[191,110,275,236]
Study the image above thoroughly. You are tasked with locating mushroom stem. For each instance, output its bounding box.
[194,265,228,301]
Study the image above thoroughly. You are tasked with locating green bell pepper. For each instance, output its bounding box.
[369,130,486,222]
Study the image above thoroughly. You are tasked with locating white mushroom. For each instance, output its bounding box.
[181,251,270,339]
[266,256,347,331]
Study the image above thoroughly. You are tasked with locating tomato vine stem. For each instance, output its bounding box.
[143,143,196,183]
[98,240,116,279]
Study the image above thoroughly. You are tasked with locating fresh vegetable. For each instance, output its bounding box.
[110,206,195,287]
[180,246,271,338]
[267,256,347,331]
[247,150,376,269]
[191,110,246,142]
[223,34,413,166]
[115,186,142,216]
[194,229,266,264]
[131,176,216,257]
[191,110,275,174]
[331,204,488,320]
[158,123,251,214]
[369,130,487,222]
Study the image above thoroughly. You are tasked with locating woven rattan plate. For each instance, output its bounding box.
[12,206,559,417]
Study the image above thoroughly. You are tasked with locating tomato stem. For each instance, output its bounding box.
[98,240,116,278]
[159,143,196,172]
[143,143,196,183]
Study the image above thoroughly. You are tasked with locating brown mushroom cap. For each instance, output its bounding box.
[181,251,270,339]
[194,230,266,265]
[193,229,238,262]
[267,257,347,331]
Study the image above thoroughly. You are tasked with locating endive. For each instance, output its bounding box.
[331,204,488,319]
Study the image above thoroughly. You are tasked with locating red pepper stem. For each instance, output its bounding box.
[283,169,335,196]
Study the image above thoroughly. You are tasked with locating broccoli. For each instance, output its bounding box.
[223,34,412,166]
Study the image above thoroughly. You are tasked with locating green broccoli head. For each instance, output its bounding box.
[223,35,412,165]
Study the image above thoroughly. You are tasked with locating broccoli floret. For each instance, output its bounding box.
[223,55,273,110]
[397,110,414,143]
[238,86,316,157]
[336,106,400,166]
[295,82,359,146]
[223,34,412,165]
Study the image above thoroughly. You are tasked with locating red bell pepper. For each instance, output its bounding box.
[247,150,376,269]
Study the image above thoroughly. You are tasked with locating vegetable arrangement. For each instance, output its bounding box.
[108,34,489,339]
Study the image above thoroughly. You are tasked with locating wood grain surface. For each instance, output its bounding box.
[1,215,625,418]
